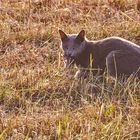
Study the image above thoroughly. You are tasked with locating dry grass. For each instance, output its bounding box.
[0,0,140,139]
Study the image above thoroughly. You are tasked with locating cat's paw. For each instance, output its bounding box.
[74,70,81,79]
[74,70,88,79]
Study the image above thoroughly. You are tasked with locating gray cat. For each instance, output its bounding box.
[59,30,140,79]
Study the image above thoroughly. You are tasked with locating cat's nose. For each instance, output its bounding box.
[64,53,71,58]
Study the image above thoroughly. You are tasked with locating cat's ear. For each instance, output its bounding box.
[59,30,68,42]
[76,30,85,42]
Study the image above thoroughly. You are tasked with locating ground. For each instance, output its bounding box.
[0,0,140,139]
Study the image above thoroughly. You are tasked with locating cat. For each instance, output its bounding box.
[59,30,140,79]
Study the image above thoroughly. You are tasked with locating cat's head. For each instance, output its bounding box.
[59,30,86,67]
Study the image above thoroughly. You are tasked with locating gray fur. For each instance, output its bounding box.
[59,30,140,78]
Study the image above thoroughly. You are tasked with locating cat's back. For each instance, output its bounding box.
[97,36,140,54]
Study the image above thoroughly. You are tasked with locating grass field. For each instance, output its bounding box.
[0,0,140,139]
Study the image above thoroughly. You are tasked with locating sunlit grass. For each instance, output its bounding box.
[0,0,140,139]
